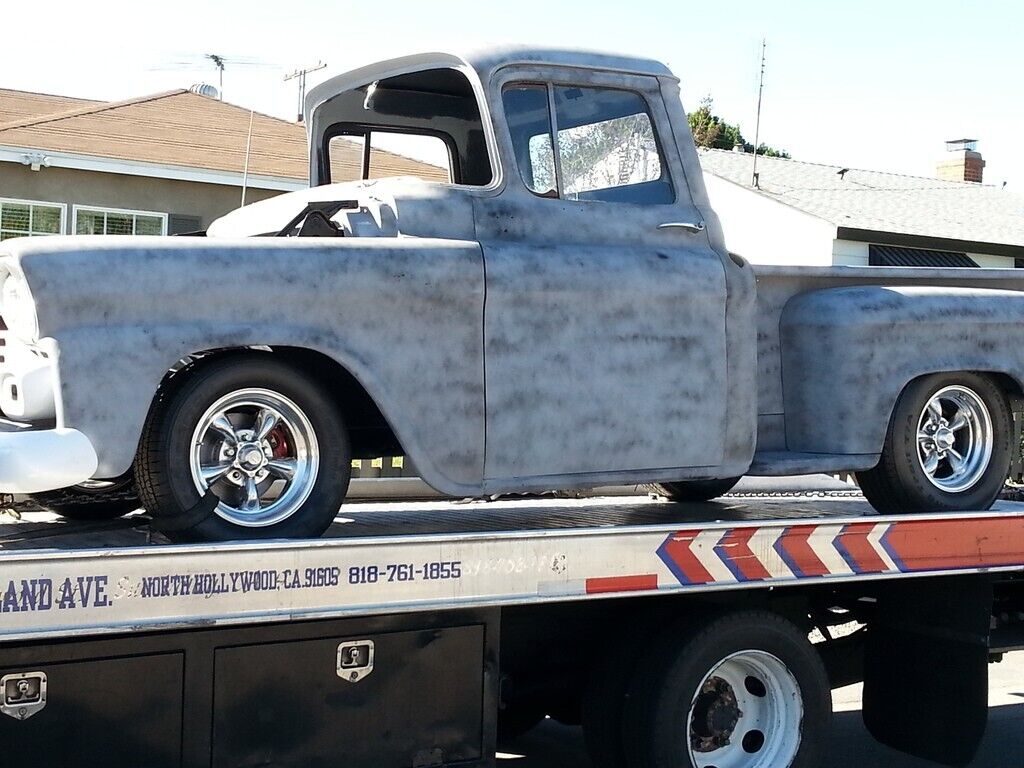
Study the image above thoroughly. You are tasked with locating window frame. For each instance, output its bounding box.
[321,123,459,186]
[71,205,168,236]
[501,80,676,205]
[500,82,558,197]
[0,197,67,239]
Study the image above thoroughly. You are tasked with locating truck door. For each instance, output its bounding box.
[475,69,730,483]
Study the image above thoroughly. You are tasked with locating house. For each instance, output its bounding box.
[0,87,445,240]
[699,145,1024,268]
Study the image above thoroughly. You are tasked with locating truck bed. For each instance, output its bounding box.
[751,265,1024,460]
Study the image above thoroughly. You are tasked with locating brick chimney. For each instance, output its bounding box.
[937,138,985,183]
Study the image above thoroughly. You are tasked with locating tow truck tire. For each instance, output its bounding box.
[622,611,830,768]
[30,474,140,520]
[651,477,741,502]
[857,372,1012,514]
[136,356,351,542]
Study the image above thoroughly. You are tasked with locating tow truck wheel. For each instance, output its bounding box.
[858,372,1012,514]
[30,473,140,520]
[650,477,741,503]
[622,611,829,768]
[136,356,351,542]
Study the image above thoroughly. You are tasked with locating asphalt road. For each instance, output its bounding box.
[500,651,1024,768]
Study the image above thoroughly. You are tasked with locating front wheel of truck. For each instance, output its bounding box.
[650,477,741,502]
[135,356,351,542]
[857,372,1012,514]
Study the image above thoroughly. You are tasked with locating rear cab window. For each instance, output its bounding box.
[325,132,453,184]
[501,82,673,204]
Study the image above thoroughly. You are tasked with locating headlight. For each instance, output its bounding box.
[0,271,39,341]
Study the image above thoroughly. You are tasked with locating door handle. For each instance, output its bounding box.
[658,221,706,234]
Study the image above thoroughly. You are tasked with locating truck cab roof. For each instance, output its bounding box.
[304,45,675,122]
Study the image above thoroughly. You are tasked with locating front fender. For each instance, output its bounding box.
[779,285,1024,455]
[17,236,486,492]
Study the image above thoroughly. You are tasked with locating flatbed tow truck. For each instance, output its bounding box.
[1,478,1023,768]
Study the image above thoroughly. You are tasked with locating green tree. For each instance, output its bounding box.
[687,96,790,159]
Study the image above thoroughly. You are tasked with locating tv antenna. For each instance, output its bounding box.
[285,61,327,122]
[147,53,278,100]
[206,54,226,95]
[751,39,766,187]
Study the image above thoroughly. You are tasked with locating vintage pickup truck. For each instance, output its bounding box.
[1,46,1022,541]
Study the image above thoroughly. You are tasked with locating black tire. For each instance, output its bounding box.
[135,355,351,542]
[651,476,741,502]
[30,473,140,520]
[622,611,830,768]
[857,372,1012,514]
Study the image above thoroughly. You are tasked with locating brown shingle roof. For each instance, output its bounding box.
[0,88,447,183]
[0,88,100,125]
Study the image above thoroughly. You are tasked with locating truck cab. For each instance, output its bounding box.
[295,47,758,484]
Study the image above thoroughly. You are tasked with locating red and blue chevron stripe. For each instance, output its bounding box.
[657,515,1024,586]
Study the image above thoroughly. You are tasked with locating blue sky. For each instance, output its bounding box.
[3,0,1021,187]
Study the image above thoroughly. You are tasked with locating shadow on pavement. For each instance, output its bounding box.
[500,704,1024,768]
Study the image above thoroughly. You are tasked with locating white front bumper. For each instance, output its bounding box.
[0,422,98,493]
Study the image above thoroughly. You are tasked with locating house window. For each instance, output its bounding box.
[0,198,65,241]
[73,206,167,236]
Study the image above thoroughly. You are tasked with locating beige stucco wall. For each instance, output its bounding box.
[0,162,286,232]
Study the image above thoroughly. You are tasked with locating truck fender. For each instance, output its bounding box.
[779,285,1024,455]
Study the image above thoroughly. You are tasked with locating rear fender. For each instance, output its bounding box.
[779,286,1024,455]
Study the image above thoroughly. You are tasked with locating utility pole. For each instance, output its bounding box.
[751,39,766,187]
[285,61,327,122]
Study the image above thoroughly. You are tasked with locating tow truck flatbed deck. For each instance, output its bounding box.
[2,482,1023,768]
[3,489,1024,643]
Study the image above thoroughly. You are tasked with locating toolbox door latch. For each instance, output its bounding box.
[2,672,47,721]
[336,640,374,683]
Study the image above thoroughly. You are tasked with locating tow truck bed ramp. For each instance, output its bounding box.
[3,494,1023,642]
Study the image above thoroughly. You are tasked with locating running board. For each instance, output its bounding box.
[747,451,878,476]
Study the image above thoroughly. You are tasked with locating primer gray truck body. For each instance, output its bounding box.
[0,46,1022,502]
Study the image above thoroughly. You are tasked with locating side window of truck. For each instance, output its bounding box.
[502,83,674,204]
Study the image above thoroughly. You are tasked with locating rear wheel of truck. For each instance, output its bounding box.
[622,611,830,768]
[651,477,741,502]
[135,356,351,542]
[857,372,1012,514]
[30,473,140,520]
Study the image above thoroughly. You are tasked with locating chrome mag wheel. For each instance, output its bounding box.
[687,650,803,768]
[916,385,993,493]
[189,388,320,527]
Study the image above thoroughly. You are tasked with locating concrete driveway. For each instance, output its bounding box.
[500,651,1024,768]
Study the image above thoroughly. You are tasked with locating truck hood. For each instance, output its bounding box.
[207,178,476,241]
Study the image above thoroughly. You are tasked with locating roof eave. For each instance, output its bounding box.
[837,226,1024,261]
[0,144,306,192]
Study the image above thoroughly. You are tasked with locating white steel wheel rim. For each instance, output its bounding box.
[686,650,803,768]
[189,388,319,527]
[916,385,993,493]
